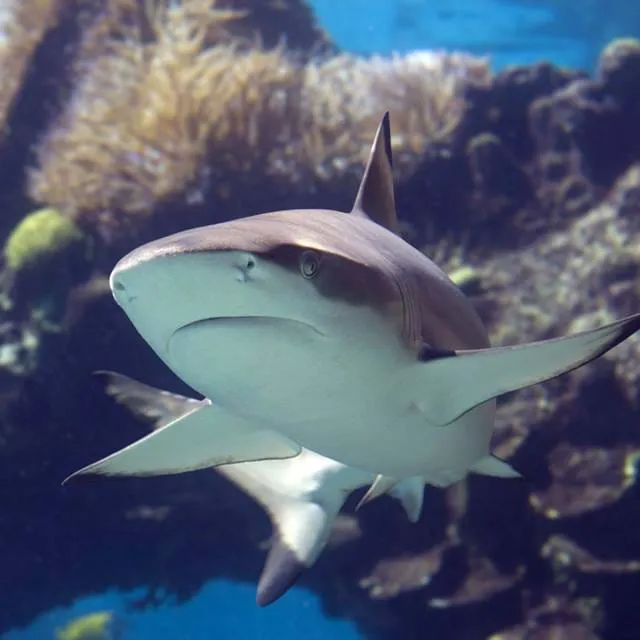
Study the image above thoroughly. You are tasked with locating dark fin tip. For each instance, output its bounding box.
[381,111,392,168]
[418,345,457,362]
[609,313,640,351]
[350,110,398,232]
[576,312,640,366]
[256,541,306,607]
[61,470,99,487]
[92,369,119,392]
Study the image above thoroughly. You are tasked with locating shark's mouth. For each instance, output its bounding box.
[172,315,323,337]
[168,315,325,356]
[166,315,327,408]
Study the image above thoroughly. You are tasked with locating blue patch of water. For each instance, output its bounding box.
[308,0,640,71]
[3,582,362,640]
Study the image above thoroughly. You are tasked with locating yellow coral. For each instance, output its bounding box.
[303,51,488,158]
[55,610,117,640]
[447,265,482,292]
[4,207,87,274]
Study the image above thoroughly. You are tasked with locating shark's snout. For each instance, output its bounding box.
[108,240,174,307]
[109,275,127,297]
[109,267,138,307]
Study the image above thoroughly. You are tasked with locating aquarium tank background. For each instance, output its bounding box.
[0,0,639,638]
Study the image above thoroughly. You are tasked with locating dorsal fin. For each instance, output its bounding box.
[350,111,399,232]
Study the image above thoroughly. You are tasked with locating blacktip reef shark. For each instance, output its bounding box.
[92,371,425,605]
[66,111,640,523]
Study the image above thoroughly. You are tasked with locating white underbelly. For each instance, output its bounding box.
[272,400,497,480]
[166,318,496,479]
[167,316,408,423]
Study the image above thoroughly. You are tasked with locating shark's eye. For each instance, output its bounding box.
[299,250,321,279]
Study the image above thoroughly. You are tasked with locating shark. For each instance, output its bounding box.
[66,111,640,504]
[92,371,426,605]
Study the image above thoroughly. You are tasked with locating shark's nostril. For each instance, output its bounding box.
[112,280,126,293]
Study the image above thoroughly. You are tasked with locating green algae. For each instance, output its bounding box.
[4,207,87,274]
[3,207,91,325]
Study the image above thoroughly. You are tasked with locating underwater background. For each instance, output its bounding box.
[0,0,639,638]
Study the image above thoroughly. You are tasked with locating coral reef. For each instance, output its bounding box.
[0,0,76,247]
[28,3,486,251]
[0,1,638,639]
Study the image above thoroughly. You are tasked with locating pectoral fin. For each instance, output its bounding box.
[95,370,198,428]
[63,397,301,483]
[88,371,346,606]
[417,313,640,426]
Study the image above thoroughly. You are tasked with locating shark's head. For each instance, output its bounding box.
[109,113,488,425]
[110,208,403,357]
[109,208,417,415]
[110,112,404,356]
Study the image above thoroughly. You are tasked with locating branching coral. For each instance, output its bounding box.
[74,0,247,66]
[73,0,330,65]
[300,51,489,175]
[29,1,277,222]
[27,0,488,244]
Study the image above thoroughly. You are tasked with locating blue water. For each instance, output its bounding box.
[310,0,640,71]
[3,582,361,640]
